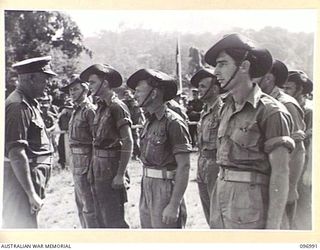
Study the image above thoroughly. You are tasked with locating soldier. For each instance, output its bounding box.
[283,70,313,230]
[255,60,306,229]
[122,89,145,160]
[4,56,57,228]
[190,68,222,225]
[60,76,99,228]
[126,69,192,228]
[80,64,133,228]
[205,34,294,229]
[186,89,203,148]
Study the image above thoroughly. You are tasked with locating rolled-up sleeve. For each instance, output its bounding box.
[5,103,31,153]
[111,102,132,130]
[168,119,192,155]
[263,112,295,154]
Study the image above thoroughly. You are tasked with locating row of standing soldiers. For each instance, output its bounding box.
[4,33,312,229]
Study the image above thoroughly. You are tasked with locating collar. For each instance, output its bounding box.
[154,104,167,120]
[245,83,262,109]
[74,97,90,110]
[269,86,281,99]
[205,97,222,112]
[225,83,262,109]
[97,92,116,107]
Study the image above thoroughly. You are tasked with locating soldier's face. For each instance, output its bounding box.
[256,73,275,95]
[214,51,238,91]
[282,81,298,97]
[88,74,104,97]
[134,80,152,107]
[69,83,85,102]
[198,77,213,100]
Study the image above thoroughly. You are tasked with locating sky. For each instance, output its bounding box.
[65,9,317,37]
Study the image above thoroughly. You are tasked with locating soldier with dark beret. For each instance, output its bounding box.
[190,67,222,225]
[4,56,57,228]
[80,64,133,228]
[283,70,313,230]
[127,69,192,228]
[205,34,294,229]
[255,60,306,229]
[60,75,99,228]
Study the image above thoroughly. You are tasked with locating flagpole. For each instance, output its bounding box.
[176,36,182,95]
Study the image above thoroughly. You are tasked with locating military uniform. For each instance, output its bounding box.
[61,76,100,228]
[90,94,131,228]
[80,64,132,228]
[210,85,294,229]
[204,34,294,229]
[3,56,56,228]
[139,106,191,228]
[196,98,222,224]
[123,97,145,159]
[127,69,192,228]
[186,95,203,147]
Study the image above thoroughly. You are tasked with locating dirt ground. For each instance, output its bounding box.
[38,152,208,229]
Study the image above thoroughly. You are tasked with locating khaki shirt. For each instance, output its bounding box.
[140,104,192,170]
[93,93,132,150]
[68,98,96,147]
[5,89,53,157]
[198,97,223,151]
[217,84,295,175]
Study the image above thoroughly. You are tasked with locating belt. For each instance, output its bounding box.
[4,155,52,165]
[143,166,176,180]
[94,148,119,158]
[71,147,92,155]
[200,149,217,158]
[218,167,269,185]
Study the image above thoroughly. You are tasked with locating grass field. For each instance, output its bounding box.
[38,152,208,229]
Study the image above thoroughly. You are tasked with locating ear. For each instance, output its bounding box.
[240,60,250,73]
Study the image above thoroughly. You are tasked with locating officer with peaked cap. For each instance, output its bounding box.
[256,60,306,229]
[190,67,223,225]
[80,64,133,228]
[205,34,294,229]
[283,70,313,230]
[60,75,99,228]
[127,69,192,228]
[4,56,57,228]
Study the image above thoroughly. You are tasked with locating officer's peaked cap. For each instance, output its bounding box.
[12,56,57,76]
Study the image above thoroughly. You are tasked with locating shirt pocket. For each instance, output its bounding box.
[145,131,167,166]
[229,121,262,162]
[29,114,50,147]
[71,118,92,142]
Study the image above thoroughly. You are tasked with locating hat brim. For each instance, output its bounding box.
[190,69,216,88]
[80,64,122,88]
[43,69,57,76]
[127,69,177,101]
[205,35,273,78]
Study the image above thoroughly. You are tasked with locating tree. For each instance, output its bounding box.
[5,10,91,85]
